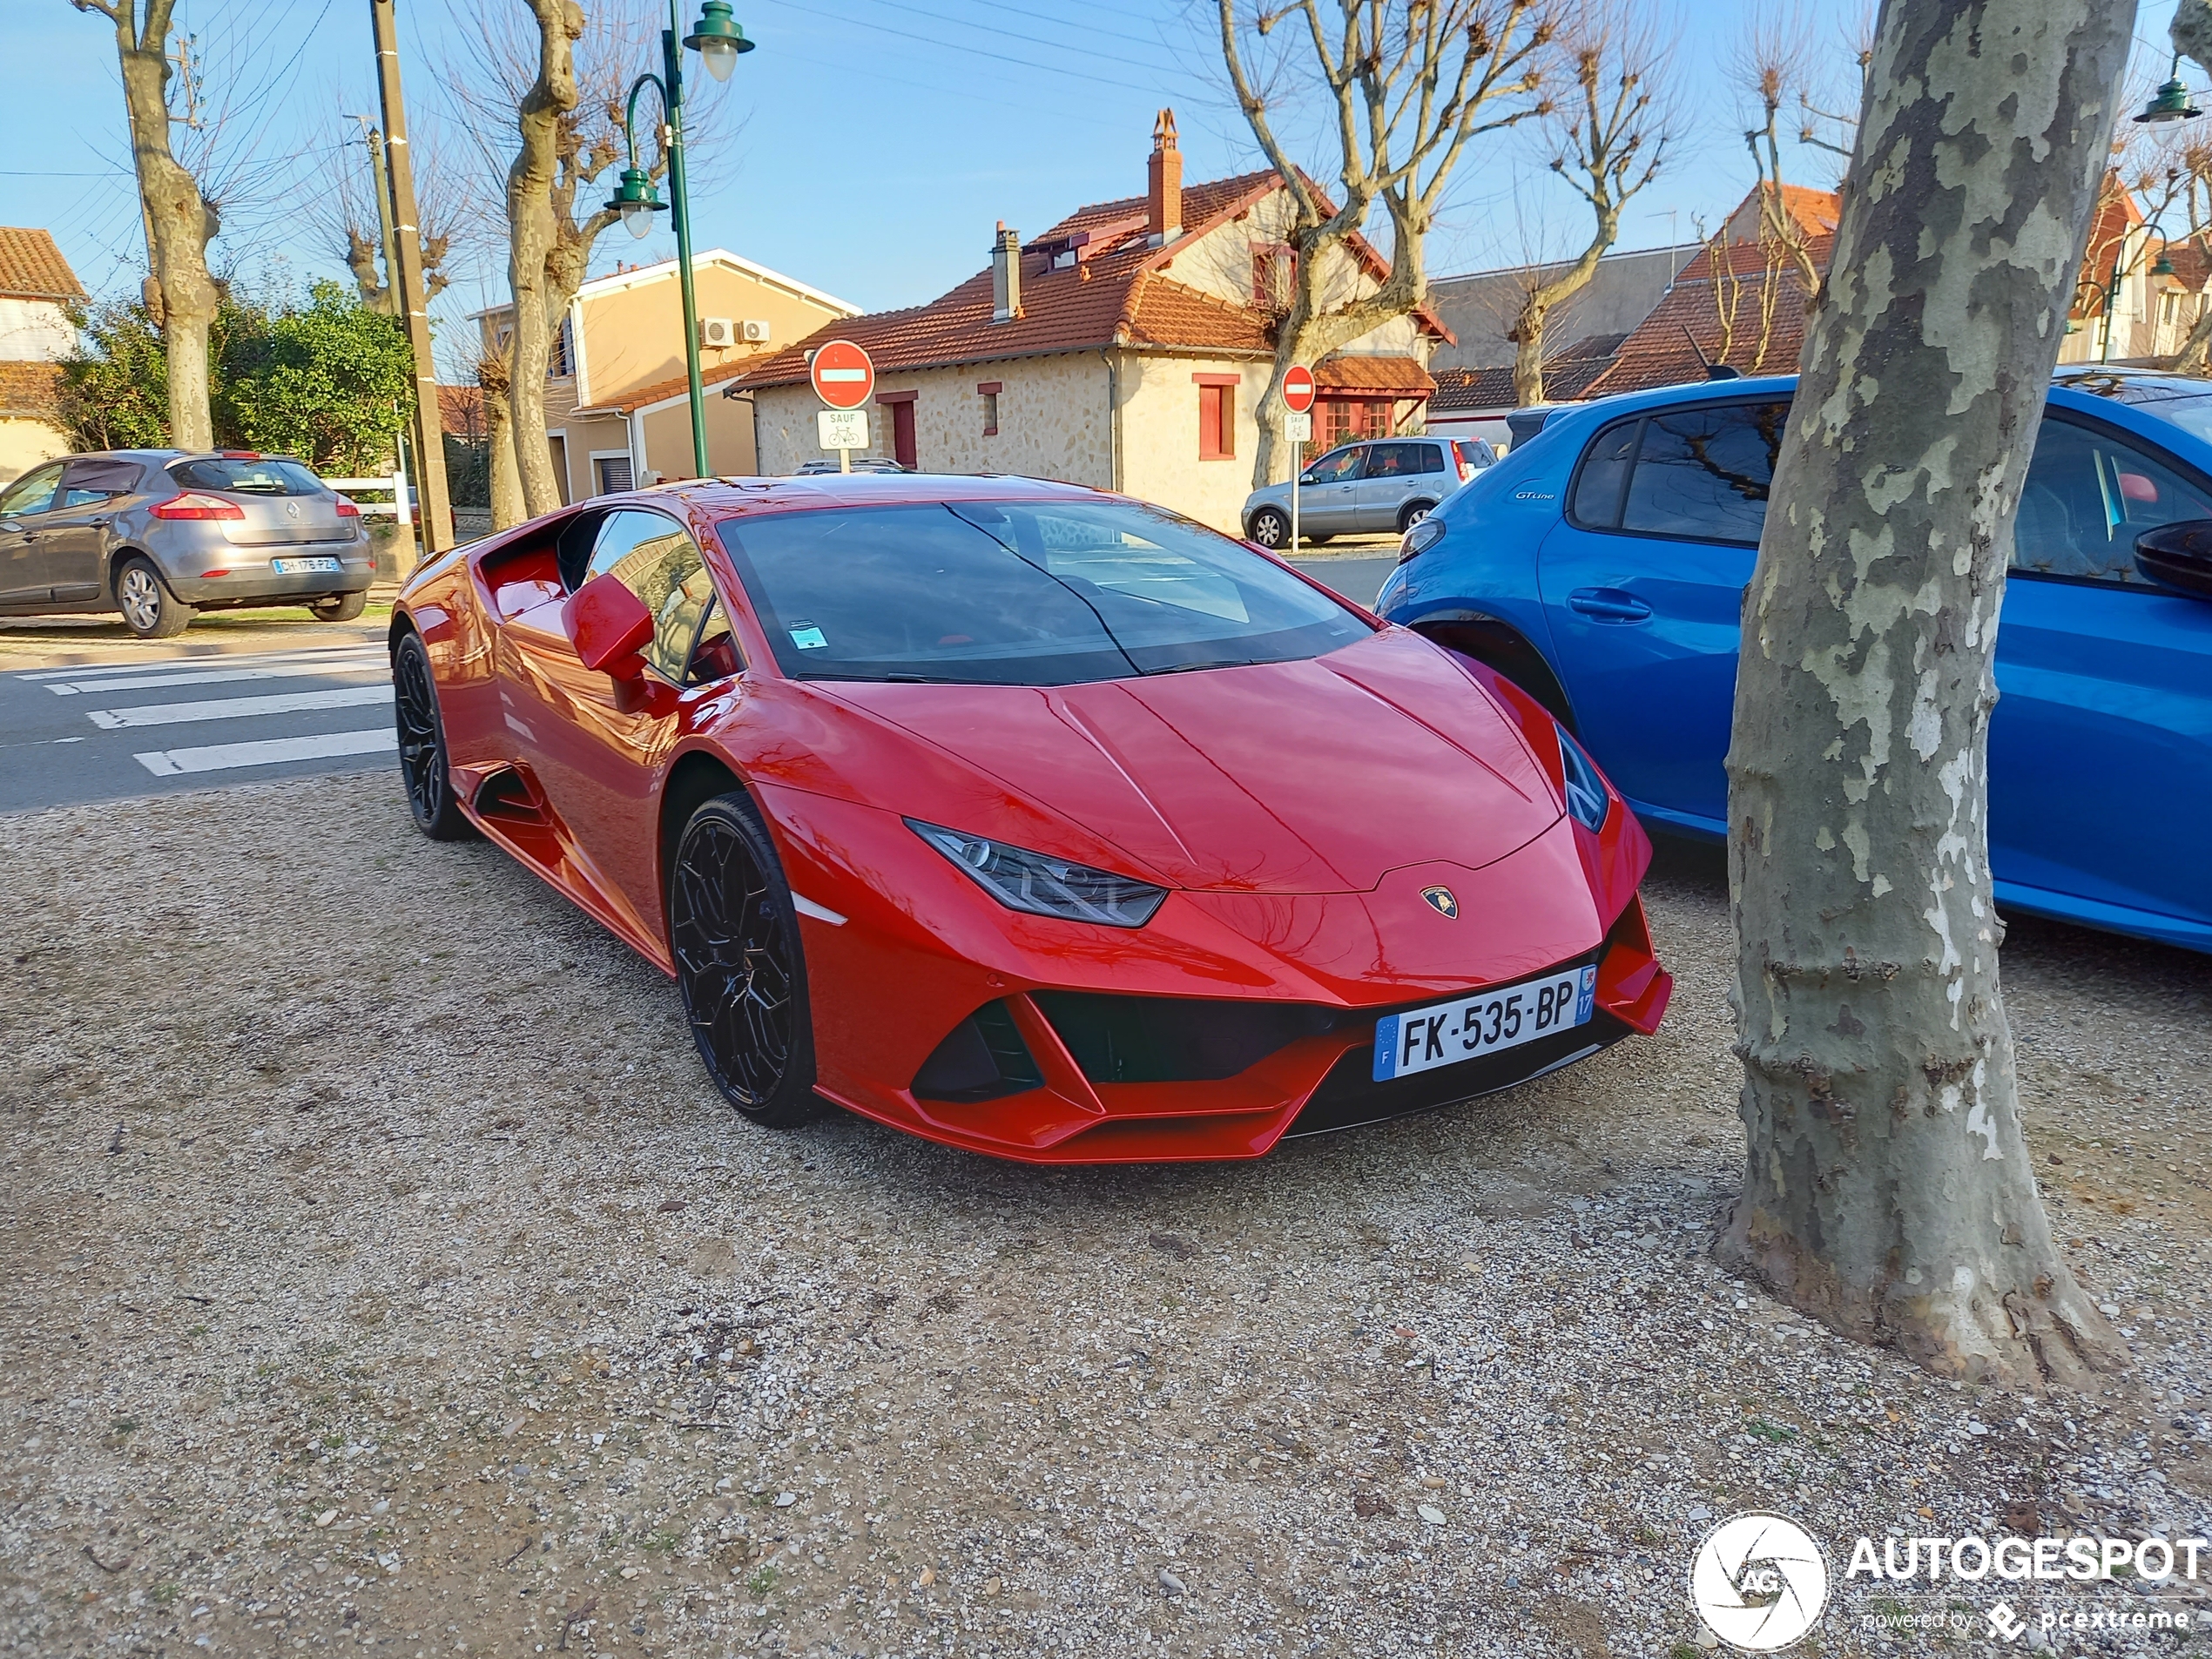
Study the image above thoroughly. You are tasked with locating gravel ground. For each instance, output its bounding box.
[2,771,2208,1658]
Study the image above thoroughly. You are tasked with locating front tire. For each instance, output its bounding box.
[1247,506,1290,549]
[670,792,817,1129]
[311,590,368,622]
[392,631,475,841]
[114,556,192,639]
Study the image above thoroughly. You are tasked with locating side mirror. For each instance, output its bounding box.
[2134,519,2212,599]
[563,571,655,675]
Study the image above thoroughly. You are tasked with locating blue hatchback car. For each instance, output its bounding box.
[1376,368,2212,954]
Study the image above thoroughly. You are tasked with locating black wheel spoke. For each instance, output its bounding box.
[672,809,797,1112]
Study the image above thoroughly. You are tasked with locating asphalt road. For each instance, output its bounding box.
[0,555,1402,816]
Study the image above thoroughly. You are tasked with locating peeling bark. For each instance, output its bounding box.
[504,0,583,520]
[478,354,524,533]
[1721,0,2134,1390]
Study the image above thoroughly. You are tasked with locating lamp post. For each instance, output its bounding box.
[604,0,754,482]
[2135,53,2203,125]
[2076,219,2179,365]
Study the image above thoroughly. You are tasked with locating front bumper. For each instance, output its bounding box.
[764,785,1671,1164]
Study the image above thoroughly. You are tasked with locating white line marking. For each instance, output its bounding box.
[816,368,868,381]
[18,646,384,682]
[43,658,389,697]
[791,894,847,926]
[133,726,396,777]
[87,684,395,730]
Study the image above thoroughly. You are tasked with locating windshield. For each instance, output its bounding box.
[2057,373,2212,444]
[167,456,326,496]
[714,499,1371,685]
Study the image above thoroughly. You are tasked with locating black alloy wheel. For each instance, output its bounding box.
[670,792,817,1128]
[393,631,474,840]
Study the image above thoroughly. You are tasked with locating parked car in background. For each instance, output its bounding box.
[0,450,374,639]
[793,456,911,475]
[1242,435,1494,549]
[1376,368,2212,954]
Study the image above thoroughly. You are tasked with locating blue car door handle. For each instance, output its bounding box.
[1566,587,1653,623]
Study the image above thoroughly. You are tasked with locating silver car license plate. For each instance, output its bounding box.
[271,556,343,575]
[1372,965,1597,1081]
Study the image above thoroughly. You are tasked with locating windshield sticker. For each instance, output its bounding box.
[789,623,829,650]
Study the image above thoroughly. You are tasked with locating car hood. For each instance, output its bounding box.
[816,630,1563,894]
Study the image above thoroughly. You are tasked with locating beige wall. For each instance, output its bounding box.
[0,415,67,484]
[1115,351,1274,535]
[640,391,757,482]
[754,354,1116,488]
[578,262,852,404]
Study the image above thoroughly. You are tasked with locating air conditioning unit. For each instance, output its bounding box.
[740,319,772,344]
[699,317,737,348]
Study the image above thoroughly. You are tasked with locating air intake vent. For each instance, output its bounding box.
[913,1001,1043,1103]
[1032,992,1335,1084]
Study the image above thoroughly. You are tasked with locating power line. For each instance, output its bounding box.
[825,0,1186,76]
[753,0,1177,97]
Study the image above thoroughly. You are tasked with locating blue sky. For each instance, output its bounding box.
[1,0,2194,381]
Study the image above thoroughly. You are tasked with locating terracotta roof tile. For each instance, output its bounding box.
[1312,354,1433,395]
[0,228,84,301]
[738,166,1446,390]
[0,360,64,416]
[1581,239,1831,397]
[583,355,764,416]
[1429,365,1516,411]
[1427,332,1629,411]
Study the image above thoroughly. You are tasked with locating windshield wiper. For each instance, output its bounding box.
[1141,658,1264,676]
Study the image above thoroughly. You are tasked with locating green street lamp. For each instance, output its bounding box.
[603,2,754,481]
[2078,217,2178,364]
[2136,54,2202,125]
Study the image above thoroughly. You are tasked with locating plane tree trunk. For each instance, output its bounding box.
[1720,0,2134,1388]
[79,0,220,451]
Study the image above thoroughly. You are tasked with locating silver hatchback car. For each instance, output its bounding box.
[0,449,374,639]
[1241,434,1494,549]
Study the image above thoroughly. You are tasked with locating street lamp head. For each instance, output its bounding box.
[2154,250,2180,280]
[604,166,669,239]
[685,0,753,82]
[2136,57,2202,125]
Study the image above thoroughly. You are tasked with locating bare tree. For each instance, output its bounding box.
[1504,4,1675,407]
[1734,11,1824,291]
[71,0,220,449]
[1722,0,2134,1386]
[1217,0,1551,488]
[310,117,463,316]
[475,347,526,529]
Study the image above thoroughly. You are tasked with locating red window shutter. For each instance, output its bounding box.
[1198,384,1226,459]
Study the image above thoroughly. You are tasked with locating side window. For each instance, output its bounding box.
[1413,442,1447,475]
[2015,416,2212,584]
[1569,419,1640,528]
[1619,401,1789,543]
[588,510,716,682]
[1305,446,1366,484]
[58,460,139,510]
[0,462,65,518]
[686,597,745,685]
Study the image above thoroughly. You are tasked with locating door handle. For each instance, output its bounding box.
[1567,587,1652,623]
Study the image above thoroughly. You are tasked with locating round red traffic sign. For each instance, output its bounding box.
[810,339,875,410]
[1281,364,1316,414]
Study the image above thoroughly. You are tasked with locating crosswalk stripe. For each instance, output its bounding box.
[17,645,385,683]
[133,727,397,778]
[40,657,390,698]
[86,685,395,730]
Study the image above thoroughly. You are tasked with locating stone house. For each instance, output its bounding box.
[0,227,86,483]
[472,249,859,502]
[737,111,1450,533]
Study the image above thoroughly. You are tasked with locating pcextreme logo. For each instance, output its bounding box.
[1689,1513,1831,1652]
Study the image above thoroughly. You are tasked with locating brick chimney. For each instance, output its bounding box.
[1147,109,1182,246]
[990,221,1022,323]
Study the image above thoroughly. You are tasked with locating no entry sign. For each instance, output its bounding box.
[1281,363,1316,414]
[811,340,875,410]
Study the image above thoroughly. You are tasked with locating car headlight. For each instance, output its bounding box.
[907,820,1168,927]
[1397,516,1447,564]
[1556,726,1609,833]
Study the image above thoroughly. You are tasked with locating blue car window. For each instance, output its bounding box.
[1620,402,1789,543]
[2017,416,2212,584]
[1568,418,1641,528]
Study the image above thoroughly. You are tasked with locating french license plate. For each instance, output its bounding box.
[271,556,342,575]
[1372,965,1598,1082]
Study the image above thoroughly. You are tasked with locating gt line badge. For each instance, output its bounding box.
[1420,885,1458,919]
[1689,1512,1829,1651]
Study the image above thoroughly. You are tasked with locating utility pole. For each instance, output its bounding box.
[370,0,455,557]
